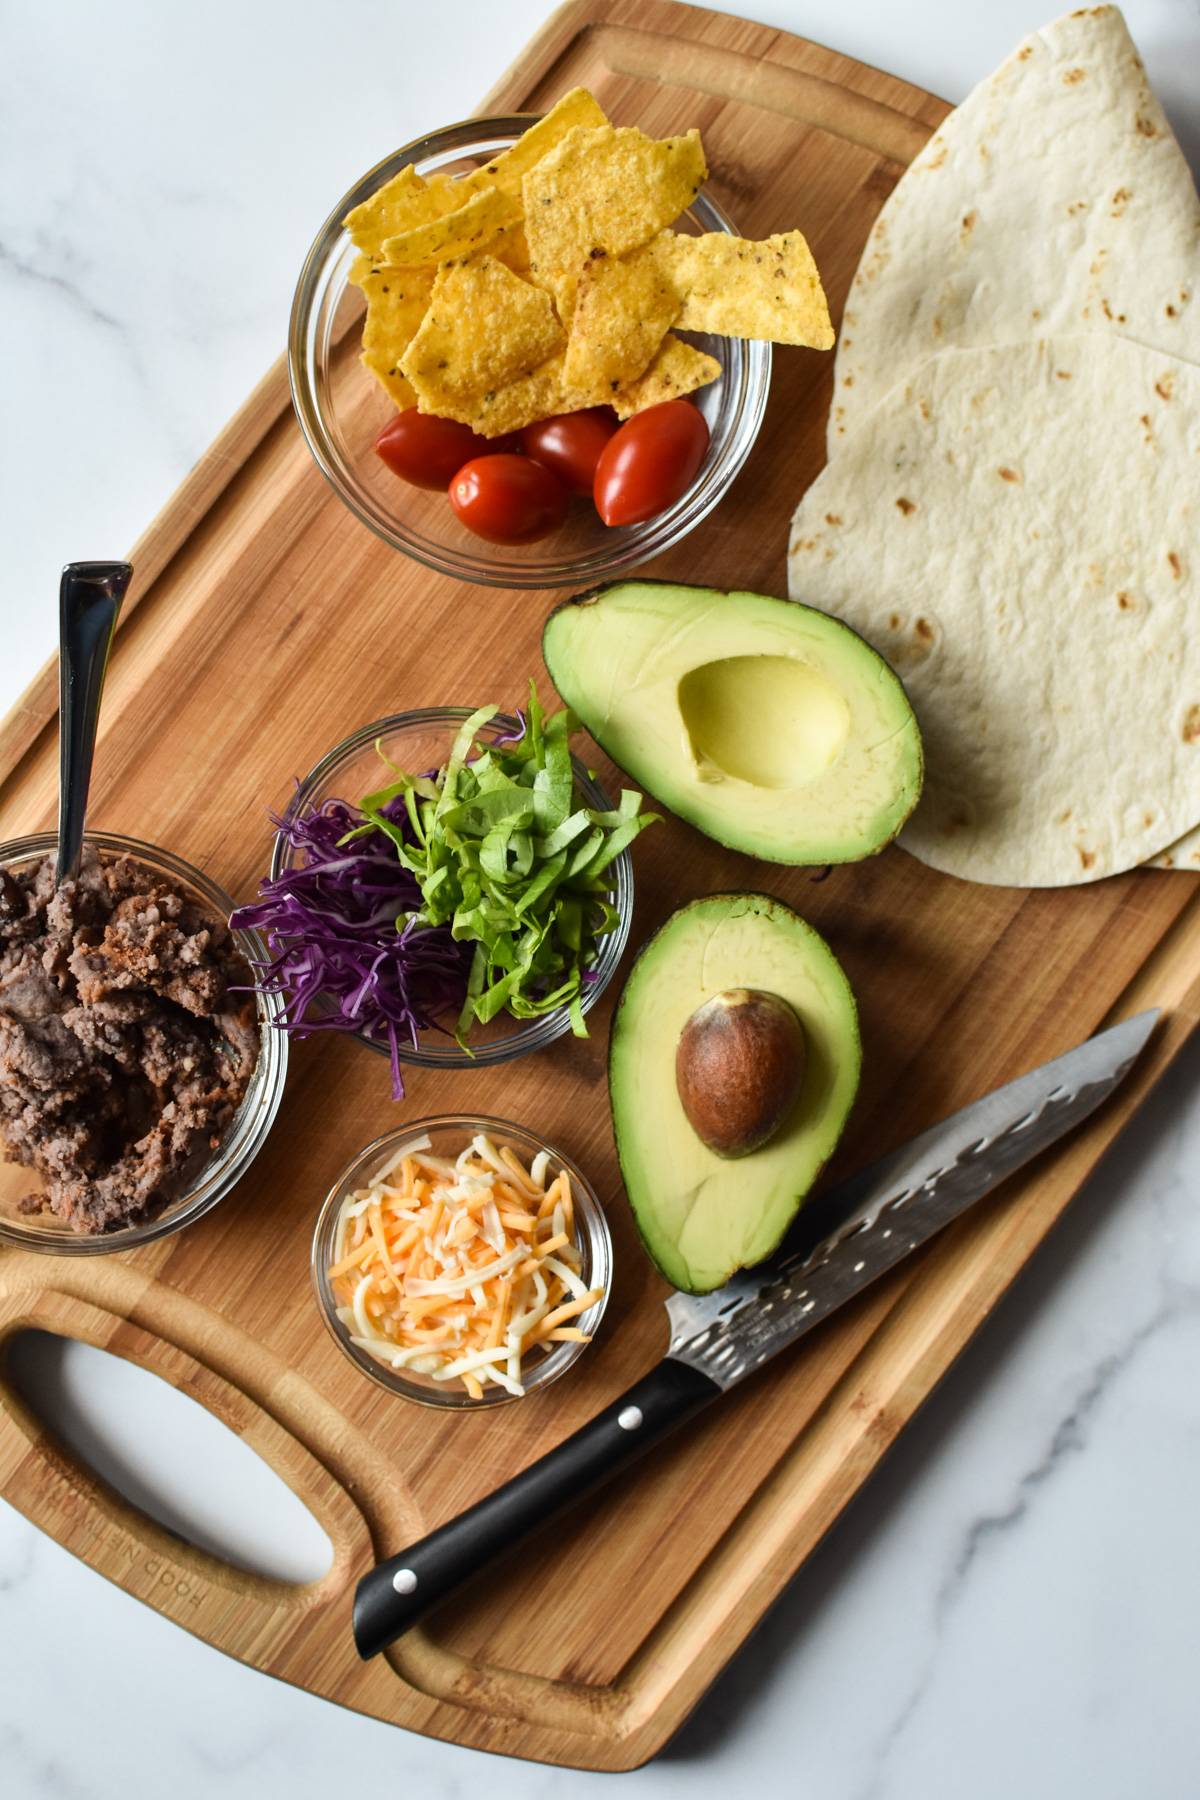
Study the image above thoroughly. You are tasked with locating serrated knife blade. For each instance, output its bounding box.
[353,1008,1158,1657]
[664,1006,1159,1388]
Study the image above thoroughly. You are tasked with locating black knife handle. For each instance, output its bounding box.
[353,1357,720,1658]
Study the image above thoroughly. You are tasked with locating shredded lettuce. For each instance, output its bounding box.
[358,685,659,1049]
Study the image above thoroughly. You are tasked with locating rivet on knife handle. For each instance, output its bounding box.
[352,1358,719,1658]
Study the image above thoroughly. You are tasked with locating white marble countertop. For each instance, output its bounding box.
[3,3,1200,1795]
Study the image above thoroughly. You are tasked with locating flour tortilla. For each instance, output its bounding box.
[1148,822,1200,870]
[828,7,1200,458]
[788,335,1200,888]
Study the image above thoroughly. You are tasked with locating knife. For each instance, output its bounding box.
[353,1007,1158,1658]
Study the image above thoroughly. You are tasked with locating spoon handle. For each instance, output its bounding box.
[56,561,133,888]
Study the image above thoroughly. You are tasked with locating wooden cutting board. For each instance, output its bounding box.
[2,0,1199,1771]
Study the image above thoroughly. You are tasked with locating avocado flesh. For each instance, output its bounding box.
[544,581,922,863]
[609,893,861,1294]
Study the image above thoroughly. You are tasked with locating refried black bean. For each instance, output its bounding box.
[0,847,260,1234]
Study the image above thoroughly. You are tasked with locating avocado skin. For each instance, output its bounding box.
[608,893,861,1294]
[543,579,923,866]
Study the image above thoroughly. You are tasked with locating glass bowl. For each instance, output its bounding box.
[289,113,771,588]
[267,707,634,1072]
[311,1114,612,1409]
[0,832,288,1256]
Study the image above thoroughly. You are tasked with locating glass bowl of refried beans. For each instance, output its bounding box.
[0,832,288,1253]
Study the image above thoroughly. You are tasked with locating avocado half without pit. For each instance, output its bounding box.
[609,893,861,1295]
[542,579,922,864]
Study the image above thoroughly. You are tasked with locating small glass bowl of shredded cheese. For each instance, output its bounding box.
[311,1115,612,1408]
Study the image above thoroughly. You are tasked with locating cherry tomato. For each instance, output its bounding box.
[521,407,618,496]
[593,400,710,527]
[373,413,520,491]
[449,455,569,545]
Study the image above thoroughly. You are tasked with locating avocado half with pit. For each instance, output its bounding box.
[609,893,861,1294]
[543,580,922,864]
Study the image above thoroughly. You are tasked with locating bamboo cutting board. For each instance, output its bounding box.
[2,0,1200,1771]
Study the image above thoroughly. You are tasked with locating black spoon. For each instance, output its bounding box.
[55,561,133,887]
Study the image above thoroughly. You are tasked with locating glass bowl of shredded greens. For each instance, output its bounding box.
[232,699,650,1094]
[312,1114,612,1408]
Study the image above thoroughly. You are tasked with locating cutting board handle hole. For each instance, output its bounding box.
[7,1329,333,1584]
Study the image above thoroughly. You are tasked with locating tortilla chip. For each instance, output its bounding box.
[523,125,708,319]
[611,334,720,418]
[414,341,638,437]
[360,352,418,411]
[357,93,610,260]
[651,231,834,347]
[462,88,610,200]
[491,220,532,277]
[345,89,832,442]
[564,243,679,390]
[380,185,523,266]
[343,167,464,259]
[351,256,435,409]
[433,352,572,436]
[401,255,566,414]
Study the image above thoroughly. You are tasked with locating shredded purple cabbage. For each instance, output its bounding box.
[229,797,473,1100]
[491,708,526,747]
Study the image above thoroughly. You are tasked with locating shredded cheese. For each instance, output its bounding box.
[329,1134,603,1397]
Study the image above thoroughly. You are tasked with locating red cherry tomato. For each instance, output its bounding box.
[521,407,618,496]
[373,412,520,491]
[593,400,710,527]
[449,455,569,545]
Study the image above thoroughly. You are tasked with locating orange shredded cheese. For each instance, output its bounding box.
[330,1133,603,1397]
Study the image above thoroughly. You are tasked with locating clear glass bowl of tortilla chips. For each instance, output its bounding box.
[289,109,773,587]
[311,1114,612,1408]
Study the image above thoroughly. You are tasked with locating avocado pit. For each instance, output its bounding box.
[676,987,806,1157]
